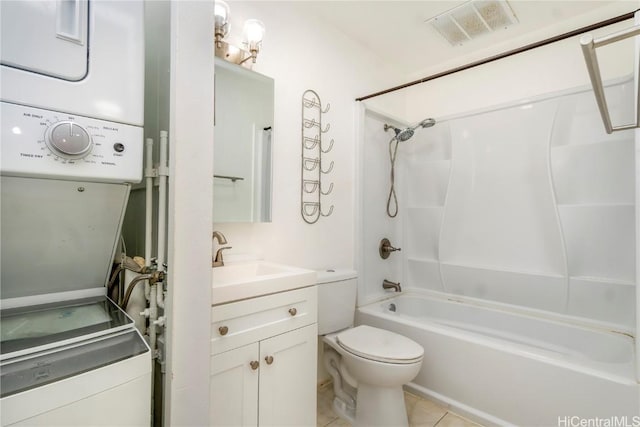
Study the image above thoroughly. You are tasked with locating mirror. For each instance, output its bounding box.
[213,57,274,222]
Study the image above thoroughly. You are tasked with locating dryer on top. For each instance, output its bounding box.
[0,1,144,126]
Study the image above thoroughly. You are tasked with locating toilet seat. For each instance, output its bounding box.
[336,325,423,364]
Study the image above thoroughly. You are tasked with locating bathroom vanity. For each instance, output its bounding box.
[210,262,317,426]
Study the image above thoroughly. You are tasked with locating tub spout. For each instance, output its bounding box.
[383,279,401,292]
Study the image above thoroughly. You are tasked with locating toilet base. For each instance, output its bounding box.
[332,396,356,425]
[354,384,408,427]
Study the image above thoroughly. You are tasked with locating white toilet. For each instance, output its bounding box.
[317,270,424,427]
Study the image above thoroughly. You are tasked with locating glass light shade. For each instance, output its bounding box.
[243,19,265,45]
[214,0,230,28]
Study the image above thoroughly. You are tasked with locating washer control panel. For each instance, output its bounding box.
[1,102,143,183]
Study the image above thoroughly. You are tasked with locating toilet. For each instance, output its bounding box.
[317,270,424,427]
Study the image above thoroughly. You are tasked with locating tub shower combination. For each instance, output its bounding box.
[358,77,639,425]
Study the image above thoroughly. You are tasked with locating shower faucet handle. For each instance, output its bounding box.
[379,238,401,259]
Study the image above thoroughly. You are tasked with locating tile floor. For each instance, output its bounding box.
[317,382,482,427]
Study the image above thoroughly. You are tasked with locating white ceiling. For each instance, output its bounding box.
[292,1,637,79]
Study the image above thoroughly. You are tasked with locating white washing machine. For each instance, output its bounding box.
[0,102,151,426]
[0,2,150,424]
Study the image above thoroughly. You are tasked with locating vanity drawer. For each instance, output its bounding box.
[211,286,317,355]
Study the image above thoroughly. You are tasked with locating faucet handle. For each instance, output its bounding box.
[379,238,401,259]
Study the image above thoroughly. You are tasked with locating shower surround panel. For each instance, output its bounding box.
[402,78,636,330]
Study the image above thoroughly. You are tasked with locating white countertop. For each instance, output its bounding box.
[211,261,317,305]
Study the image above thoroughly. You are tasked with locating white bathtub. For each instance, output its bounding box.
[356,292,639,426]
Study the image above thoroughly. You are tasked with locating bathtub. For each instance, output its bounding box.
[356,292,639,426]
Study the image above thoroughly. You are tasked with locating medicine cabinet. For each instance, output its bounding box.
[213,57,274,222]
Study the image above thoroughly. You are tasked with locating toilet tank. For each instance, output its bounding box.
[317,269,358,335]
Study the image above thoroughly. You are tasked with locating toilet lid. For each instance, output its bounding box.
[336,325,424,364]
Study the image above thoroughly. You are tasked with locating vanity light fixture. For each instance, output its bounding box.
[214,0,230,49]
[214,0,265,67]
[242,19,265,64]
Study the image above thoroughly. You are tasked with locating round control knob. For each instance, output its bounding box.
[45,121,93,159]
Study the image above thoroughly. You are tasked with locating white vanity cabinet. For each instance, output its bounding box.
[210,286,317,427]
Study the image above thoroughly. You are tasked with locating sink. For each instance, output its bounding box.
[212,261,317,305]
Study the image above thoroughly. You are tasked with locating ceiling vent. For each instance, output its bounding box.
[426,0,519,46]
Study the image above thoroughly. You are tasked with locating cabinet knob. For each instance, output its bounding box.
[218,326,229,336]
[265,355,274,365]
[250,361,260,370]
[288,308,297,316]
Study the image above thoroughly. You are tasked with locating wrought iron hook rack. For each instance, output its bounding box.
[301,89,334,224]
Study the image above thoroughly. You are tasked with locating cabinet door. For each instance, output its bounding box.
[210,343,259,427]
[258,324,317,427]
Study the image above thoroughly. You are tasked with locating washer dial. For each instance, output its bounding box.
[45,121,93,159]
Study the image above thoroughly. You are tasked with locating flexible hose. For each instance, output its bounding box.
[107,256,146,299]
[107,265,124,298]
[386,136,400,217]
[121,274,154,308]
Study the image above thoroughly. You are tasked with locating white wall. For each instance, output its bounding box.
[212,1,406,271]
[164,2,214,425]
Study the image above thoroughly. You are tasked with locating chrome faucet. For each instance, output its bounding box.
[212,231,232,267]
[382,279,401,292]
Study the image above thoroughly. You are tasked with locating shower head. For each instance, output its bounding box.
[384,118,436,142]
[383,124,413,142]
[396,128,415,142]
[418,118,436,129]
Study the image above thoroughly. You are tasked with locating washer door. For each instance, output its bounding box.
[0,177,129,299]
[0,0,89,81]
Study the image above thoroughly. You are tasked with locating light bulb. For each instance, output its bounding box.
[243,19,265,45]
[214,0,230,28]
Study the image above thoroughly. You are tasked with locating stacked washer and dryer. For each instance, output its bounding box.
[0,2,151,425]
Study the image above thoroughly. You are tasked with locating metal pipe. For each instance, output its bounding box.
[149,284,158,356]
[157,131,168,274]
[145,138,154,267]
[592,23,640,47]
[156,130,169,309]
[580,23,640,134]
[355,11,637,102]
[580,35,613,134]
[144,135,161,427]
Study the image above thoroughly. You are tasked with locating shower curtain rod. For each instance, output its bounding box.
[355,10,638,102]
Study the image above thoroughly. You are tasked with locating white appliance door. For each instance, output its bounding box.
[0,177,129,299]
[1,0,89,81]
